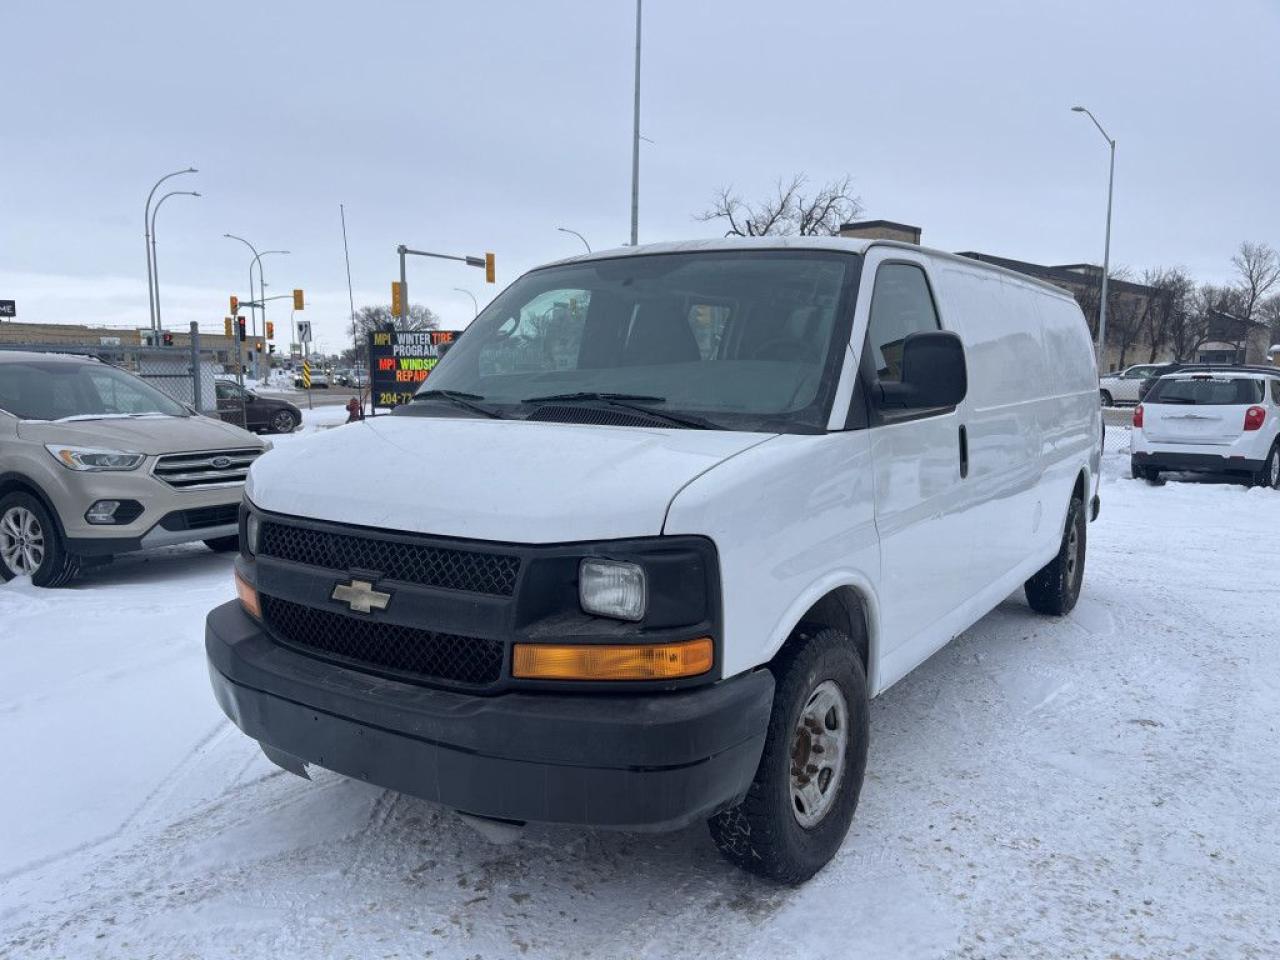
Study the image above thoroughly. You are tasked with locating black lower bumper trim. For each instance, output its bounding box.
[206,601,773,831]
[1132,451,1264,474]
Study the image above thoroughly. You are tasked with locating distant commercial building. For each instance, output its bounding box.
[0,321,241,370]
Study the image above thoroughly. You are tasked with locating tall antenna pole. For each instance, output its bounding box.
[340,203,363,410]
[629,0,642,246]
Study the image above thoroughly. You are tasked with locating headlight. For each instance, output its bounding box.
[579,559,646,621]
[45,445,144,472]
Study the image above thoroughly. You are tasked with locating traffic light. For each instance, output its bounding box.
[266,321,275,339]
[255,341,264,353]
[391,281,404,317]
[237,318,246,342]
[224,316,234,338]
[292,289,304,310]
[162,331,174,346]
[230,295,239,315]
[485,252,496,284]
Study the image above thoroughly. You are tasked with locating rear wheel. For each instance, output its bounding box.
[1025,496,1085,616]
[708,626,869,884]
[1255,445,1280,489]
[204,535,240,553]
[0,492,79,587]
[1099,389,1113,406]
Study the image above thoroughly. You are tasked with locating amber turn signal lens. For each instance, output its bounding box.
[512,637,713,681]
[235,570,261,619]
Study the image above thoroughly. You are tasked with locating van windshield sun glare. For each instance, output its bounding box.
[396,251,860,434]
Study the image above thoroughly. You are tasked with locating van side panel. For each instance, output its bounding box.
[662,431,881,684]
[934,266,1051,580]
[1037,294,1102,519]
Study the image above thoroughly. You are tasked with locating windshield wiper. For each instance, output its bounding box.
[521,392,716,429]
[411,389,504,419]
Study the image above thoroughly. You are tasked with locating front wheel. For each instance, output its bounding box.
[1025,496,1085,615]
[708,626,869,884]
[270,409,298,434]
[0,492,79,587]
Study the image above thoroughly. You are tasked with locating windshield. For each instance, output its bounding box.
[409,250,859,432]
[0,359,188,420]
[1145,376,1265,405]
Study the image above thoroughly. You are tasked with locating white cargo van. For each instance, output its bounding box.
[207,238,1101,883]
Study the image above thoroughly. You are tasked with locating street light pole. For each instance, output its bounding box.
[452,287,479,318]
[224,234,287,381]
[144,167,197,334]
[630,0,642,246]
[1072,105,1116,370]
[556,227,592,253]
[149,190,200,339]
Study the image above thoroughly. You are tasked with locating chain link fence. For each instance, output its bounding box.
[1102,406,1133,456]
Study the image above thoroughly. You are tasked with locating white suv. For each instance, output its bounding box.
[1130,366,1280,487]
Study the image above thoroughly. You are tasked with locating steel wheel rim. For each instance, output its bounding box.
[1065,522,1079,580]
[273,410,294,432]
[0,506,45,576]
[789,679,848,829]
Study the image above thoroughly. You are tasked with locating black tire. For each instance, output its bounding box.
[1255,445,1280,489]
[708,626,869,884]
[203,535,241,553]
[269,409,298,434]
[0,491,80,588]
[1099,389,1113,406]
[1025,496,1085,616]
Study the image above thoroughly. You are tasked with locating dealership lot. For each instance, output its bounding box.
[2,425,1277,959]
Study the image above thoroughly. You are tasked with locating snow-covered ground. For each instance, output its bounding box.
[3,436,1279,959]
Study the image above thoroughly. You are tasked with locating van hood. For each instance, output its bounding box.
[246,416,774,543]
[17,414,262,455]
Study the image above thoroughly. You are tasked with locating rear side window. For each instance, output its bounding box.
[1272,380,1280,404]
[1145,377,1264,405]
[865,263,940,382]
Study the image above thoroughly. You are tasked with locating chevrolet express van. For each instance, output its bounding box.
[207,238,1101,883]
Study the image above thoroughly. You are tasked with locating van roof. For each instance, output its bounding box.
[543,236,1077,301]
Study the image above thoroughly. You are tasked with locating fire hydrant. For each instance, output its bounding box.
[346,396,364,423]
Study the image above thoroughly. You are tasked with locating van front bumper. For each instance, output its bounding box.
[206,601,774,832]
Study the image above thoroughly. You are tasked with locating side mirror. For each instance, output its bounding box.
[877,330,967,410]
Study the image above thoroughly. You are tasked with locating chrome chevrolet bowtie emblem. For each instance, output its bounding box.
[331,578,391,614]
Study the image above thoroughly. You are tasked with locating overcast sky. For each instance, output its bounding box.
[3,0,1277,352]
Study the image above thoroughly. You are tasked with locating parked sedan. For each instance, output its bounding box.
[214,380,301,434]
[1099,363,1178,406]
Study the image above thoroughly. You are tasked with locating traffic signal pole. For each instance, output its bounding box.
[395,245,495,327]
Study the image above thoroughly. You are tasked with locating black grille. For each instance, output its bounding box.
[260,594,504,687]
[527,405,672,428]
[159,503,239,531]
[257,522,520,596]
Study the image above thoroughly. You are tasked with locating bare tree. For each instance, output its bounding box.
[696,174,863,237]
[348,303,440,341]
[1231,241,1280,324]
[1164,284,1218,361]
[1138,267,1193,362]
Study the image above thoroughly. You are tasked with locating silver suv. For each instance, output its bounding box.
[0,351,267,586]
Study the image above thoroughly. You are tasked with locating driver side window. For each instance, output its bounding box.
[865,263,940,383]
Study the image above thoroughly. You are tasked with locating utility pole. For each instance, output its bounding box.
[398,244,409,326]
[630,0,642,246]
[341,204,363,411]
